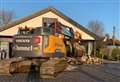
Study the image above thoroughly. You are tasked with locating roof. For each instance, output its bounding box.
[105,39,120,46]
[0,7,99,40]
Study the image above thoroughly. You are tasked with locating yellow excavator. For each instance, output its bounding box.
[0,26,67,75]
[0,20,81,77]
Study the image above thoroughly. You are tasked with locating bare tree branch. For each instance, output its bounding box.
[88,20,104,37]
[0,10,15,27]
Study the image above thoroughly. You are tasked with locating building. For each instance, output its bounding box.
[0,7,99,58]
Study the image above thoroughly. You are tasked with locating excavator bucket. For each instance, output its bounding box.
[0,58,25,75]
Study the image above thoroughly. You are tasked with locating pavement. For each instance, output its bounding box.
[103,59,120,64]
[0,63,120,82]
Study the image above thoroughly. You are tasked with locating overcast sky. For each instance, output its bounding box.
[0,0,120,39]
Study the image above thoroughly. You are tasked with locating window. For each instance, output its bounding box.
[42,17,57,27]
[42,17,62,33]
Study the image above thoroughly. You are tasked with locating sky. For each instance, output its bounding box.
[0,0,120,39]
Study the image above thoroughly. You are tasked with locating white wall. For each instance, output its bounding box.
[0,11,95,40]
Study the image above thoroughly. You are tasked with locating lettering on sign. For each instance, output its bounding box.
[15,39,30,43]
[16,45,32,51]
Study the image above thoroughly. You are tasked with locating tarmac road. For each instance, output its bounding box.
[0,63,120,82]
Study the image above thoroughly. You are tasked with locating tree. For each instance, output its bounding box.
[88,20,104,37]
[0,10,15,27]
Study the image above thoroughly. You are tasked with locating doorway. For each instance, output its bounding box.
[9,43,13,58]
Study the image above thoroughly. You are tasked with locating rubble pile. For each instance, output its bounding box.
[67,56,103,65]
[80,56,103,64]
[67,57,78,65]
[40,58,67,79]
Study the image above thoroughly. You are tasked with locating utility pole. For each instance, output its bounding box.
[112,26,115,46]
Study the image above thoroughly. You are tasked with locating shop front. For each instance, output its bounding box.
[0,36,13,59]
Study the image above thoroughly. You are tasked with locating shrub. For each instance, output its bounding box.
[96,48,104,59]
[111,48,120,60]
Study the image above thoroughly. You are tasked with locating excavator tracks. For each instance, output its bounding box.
[0,58,25,75]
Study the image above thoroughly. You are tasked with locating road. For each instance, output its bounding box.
[0,63,120,82]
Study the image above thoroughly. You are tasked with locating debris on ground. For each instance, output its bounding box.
[64,65,78,71]
[67,57,78,65]
[80,56,103,64]
[67,56,103,65]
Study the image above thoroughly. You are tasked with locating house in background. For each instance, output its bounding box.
[105,38,120,48]
[100,35,120,59]
[0,7,99,58]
